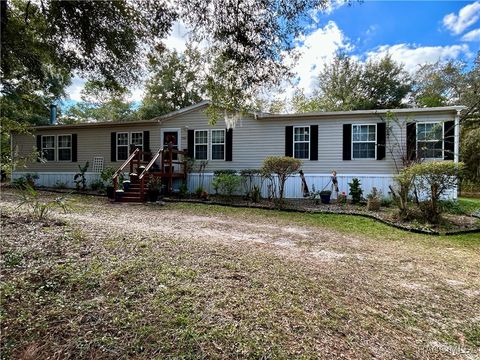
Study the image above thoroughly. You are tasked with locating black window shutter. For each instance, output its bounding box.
[376,122,386,160]
[72,134,78,162]
[444,121,454,160]
[406,122,416,160]
[310,125,318,160]
[187,130,194,158]
[36,135,41,162]
[226,129,233,161]
[143,131,150,152]
[111,132,117,162]
[285,126,293,157]
[343,124,352,160]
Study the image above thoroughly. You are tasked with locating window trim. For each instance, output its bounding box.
[210,129,226,161]
[351,123,377,160]
[194,129,209,160]
[416,121,444,160]
[116,132,130,162]
[41,135,56,162]
[57,134,72,162]
[293,125,311,160]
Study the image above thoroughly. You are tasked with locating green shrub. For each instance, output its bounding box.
[54,180,68,189]
[348,178,363,204]
[407,161,464,224]
[213,169,237,177]
[240,169,262,200]
[74,162,89,191]
[261,156,302,202]
[212,173,241,199]
[90,179,105,191]
[100,167,116,187]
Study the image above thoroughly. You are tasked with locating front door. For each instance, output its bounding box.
[161,130,180,171]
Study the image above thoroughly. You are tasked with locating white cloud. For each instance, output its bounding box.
[443,1,480,35]
[366,43,471,73]
[164,21,190,52]
[462,28,480,41]
[65,77,86,101]
[322,0,348,15]
[287,21,352,96]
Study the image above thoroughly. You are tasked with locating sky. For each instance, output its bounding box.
[64,0,480,107]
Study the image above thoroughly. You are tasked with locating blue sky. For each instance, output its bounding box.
[64,1,480,107]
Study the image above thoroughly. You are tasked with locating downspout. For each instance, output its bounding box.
[454,109,461,199]
[454,109,460,164]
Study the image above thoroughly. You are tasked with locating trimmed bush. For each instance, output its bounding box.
[261,156,302,202]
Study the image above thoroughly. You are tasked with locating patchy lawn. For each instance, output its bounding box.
[1,189,479,359]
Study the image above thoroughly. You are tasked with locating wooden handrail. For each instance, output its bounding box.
[139,148,163,180]
[113,148,140,180]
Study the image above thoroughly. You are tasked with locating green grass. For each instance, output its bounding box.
[170,202,480,247]
[458,197,480,214]
[2,193,479,359]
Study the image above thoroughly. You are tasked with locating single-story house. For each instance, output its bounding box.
[11,101,463,199]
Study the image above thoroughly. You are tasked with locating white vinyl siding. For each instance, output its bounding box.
[352,124,376,159]
[57,135,72,161]
[117,132,129,161]
[293,126,310,159]
[211,129,225,160]
[41,135,55,161]
[417,122,443,159]
[194,130,208,160]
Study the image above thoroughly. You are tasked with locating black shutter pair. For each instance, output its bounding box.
[186,129,233,161]
[36,134,77,162]
[406,121,454,161]
[342,123,386,160]
[285,125,318,160]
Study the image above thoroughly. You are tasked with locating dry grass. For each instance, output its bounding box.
[1,189,479,359]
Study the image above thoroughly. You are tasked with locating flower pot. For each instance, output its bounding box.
[320,194,331,204]
[123,180,131,191]
[147,190,159,202]
[106,186,115,199]
[115,190,124,200]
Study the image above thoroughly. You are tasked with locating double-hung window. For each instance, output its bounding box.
[417,122,443,159]
[117,132,129,161]
[352,124,376,159]
[57,135,72,161]
[41,135,55,161]
[194,130,208,160]
[131,132,143,152]
[211,130,225,160]
[293,126,310,159]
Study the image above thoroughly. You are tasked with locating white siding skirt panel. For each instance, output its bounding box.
[12,172,101,188]
[12,171,457,200]
[187,173,457,200]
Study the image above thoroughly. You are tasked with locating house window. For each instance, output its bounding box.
[117,132,129,161]
[211,130,225,160]
[194,130,208,160]
[417,122,443,159]
[293,126,310,159]
[57,135,72,161]
[41,135,55,161]
[352,124,376,159]
[131,132,143,152]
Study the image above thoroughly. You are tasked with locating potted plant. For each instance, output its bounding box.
[115,189,124,200]
[319,190,332,204]
[101,167,116,199]
[122,179,131,191]
[147,177,162,202]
